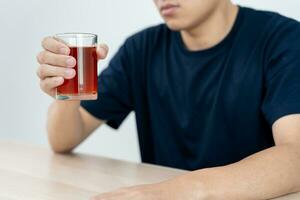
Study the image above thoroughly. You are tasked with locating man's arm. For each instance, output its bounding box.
[181,114,300,199]
[91,114,300,200]
[47,101,104,153]
[36,37,109,153]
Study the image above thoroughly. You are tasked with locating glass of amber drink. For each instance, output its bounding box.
[55,33,98,100]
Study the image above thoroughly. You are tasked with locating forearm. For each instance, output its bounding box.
[47,100,84,153]
[182,145,300,200]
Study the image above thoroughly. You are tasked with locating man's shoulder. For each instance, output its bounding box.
[243,6,298,23]
[242,6,300,54]
[123,24,170,51]
[129,23,169,41]
[243,6,300,34]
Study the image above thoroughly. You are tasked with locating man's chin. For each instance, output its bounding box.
[164,22,184,31]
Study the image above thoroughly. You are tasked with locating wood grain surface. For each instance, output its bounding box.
[0,140,298,200]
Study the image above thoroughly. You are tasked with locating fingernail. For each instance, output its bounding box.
[60,48,69,55]
[66,58,75,67]
[64,69,74,78]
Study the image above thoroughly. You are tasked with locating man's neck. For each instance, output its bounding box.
[180,3,239,51]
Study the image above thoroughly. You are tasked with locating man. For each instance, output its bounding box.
[36,0,300,199]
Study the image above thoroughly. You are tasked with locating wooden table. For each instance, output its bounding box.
[0,141,299,200]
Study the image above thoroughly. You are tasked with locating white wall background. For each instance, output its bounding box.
[0,0,299,163]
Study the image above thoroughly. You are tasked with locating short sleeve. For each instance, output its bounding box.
[262,19,300,126]
[81,40,134,129]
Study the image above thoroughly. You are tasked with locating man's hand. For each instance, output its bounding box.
[36,36,109,98]
[91,175,206,200]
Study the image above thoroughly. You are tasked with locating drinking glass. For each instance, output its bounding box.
[55,33,98,100]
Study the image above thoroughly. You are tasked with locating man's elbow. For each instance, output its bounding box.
[49,142,75,154]
[52,147,73,154]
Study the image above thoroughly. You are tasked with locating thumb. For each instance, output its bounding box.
[96,43,109,60]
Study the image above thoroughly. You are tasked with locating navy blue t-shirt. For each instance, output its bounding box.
[81,6,300,170]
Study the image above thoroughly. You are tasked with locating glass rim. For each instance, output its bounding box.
[55,32,97,39]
